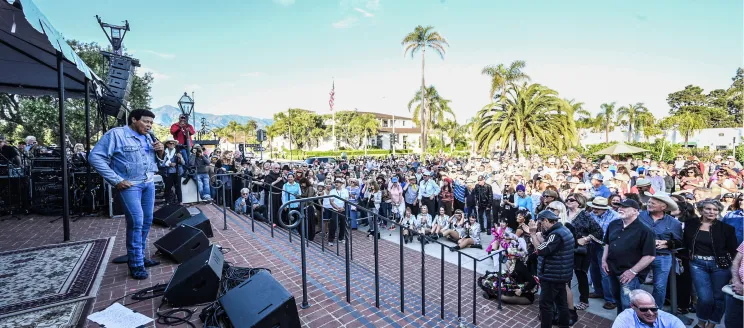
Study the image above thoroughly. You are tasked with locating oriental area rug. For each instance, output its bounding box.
[0,237,114,328]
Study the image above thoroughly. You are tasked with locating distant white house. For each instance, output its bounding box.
[267,110,422,152]
[579,127,744,150]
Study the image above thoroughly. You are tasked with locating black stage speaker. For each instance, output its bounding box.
[153,204,191,227]
[163,245,223,307]
[178,212,214,238]
[153,225,209,263]
[100,55,138,119]
[219,270,301,328]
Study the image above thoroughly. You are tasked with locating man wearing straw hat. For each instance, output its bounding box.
[158,137,184,205]
[587,196,620,309]
[638,193,682,308]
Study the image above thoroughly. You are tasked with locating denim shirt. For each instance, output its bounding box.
[89,126,159,186]
[638,210,682,255]
[722,209,744,245]
[590,209,621,235]
[234,194,260,213]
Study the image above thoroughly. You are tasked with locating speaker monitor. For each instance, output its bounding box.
[153,204,191,227]
[154,225,209,263]
[219,270,301,328]
[163,245,224,307]
[100,55,136,119]
[179,212,214,238]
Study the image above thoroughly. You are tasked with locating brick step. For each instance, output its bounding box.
[227,208,476,327]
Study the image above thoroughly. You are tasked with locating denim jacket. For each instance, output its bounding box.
[89,126,160,186]
[234,194,260,213]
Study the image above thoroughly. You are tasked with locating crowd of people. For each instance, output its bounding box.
[183,151,743,328]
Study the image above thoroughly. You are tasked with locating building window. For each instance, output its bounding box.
[402,135,408,149]
[719,133,725,137]
[402,120,406,127]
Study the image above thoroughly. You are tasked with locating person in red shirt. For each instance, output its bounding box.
[170,114,195,147]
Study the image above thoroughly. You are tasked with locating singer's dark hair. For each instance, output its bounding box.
[128,109,156,124]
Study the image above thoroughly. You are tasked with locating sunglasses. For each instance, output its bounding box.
[633,305,659,313]
[241,193,248,195]
[566,198,576,202]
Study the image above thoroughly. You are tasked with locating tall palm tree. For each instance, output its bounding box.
[402,25,449,153]
[407,85,455,150]
[675,112,706,147]
[595,102,617,143]
[481,60,531,102]
[616,102,649,142]
[475,83,576,158]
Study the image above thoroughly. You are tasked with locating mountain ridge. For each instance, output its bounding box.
[150,105,273,129]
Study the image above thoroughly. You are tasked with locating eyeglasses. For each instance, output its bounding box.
[566,198,576,203]
[632,305,658,313]
[548,207,560,212]
[241,193,248,195]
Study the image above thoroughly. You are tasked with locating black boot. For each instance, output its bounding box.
[569,309,578,326]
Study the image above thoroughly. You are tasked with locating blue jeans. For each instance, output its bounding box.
[196,173,210,199]
[588,243,615,303]
[690,258,731,324]
[118,182,155,267]
[650,254,672,308]
[607,274,640,314]
[725,294,743,328]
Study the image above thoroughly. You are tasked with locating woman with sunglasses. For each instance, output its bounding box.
[683,200,738,328]
[722,194,744,245]
[564,194,603,312]
[680,167,704,191]
[709,169,737,198]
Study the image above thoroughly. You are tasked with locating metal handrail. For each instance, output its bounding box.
[277,194,505,324]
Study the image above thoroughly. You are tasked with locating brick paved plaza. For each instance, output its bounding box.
[0,204,614,327]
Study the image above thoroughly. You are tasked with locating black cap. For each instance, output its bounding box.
[617,199,640,210]
[537,210,560,222]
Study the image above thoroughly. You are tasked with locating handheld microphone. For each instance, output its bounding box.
[148,130,159,143]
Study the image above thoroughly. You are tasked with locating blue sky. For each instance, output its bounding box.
[35,0,743,123]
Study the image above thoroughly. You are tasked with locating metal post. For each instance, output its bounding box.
[497,251,503,310]
[349,206,353,261]
[222,185,227,230]
[321,207,325,253]
[457,252,462,319]
[472,261,477,325]
[336,211,340,256]
[250,185,255,232]
[421,236,426,315]
[374,211,380,308]
[84,79,92,206]
[269,192,274,238]
[300,210,310,309]
[440,244,445,320]
[399,227,404,313]
[57,52,70,242]
[345,217,351,304]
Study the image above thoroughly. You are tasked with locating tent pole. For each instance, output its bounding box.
[58,52,71,242]
[85,79,92,203]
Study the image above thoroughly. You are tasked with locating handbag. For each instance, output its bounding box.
[715,254,733,269]
[574,244,588,255]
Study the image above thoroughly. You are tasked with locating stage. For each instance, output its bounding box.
[0,205,613,327]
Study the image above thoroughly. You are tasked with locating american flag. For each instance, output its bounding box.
[329,81,335,111]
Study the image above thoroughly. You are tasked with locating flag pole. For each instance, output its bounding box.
[330,79,336,152]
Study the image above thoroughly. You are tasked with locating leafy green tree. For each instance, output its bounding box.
[595,102,617,143]
[475,83,576,158]
[727,68,743,126]
[481,60,531,102]
[402,25,449,152]
[268,109,326,150]
[348,113,379,150]
[635,111,661,141]
[665,111,706,147]
[666,84,736,128]
[616,102,649,142]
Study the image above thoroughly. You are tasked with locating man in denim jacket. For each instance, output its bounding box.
[89,109,165,280]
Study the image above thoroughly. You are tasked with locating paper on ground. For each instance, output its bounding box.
[87,303,153,328]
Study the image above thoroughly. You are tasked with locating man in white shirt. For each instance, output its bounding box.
[612,289,684,328]
[328,178,350,246]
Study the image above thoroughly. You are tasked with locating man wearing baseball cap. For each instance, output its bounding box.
[638,194,682,308]
[602,199,656,314]
[418,170,440,216]
[529,210,575,328]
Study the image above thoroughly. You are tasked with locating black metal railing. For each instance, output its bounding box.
[276,195,505,325]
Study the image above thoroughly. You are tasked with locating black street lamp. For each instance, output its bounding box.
[177,92,195,152]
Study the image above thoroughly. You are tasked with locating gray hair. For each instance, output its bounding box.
[25,135,36,143]
[696,199,724,213]
[240,188,250,194]
[629,289,654,305]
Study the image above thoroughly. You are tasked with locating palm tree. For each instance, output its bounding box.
[481,60,531,102]
[407,85,455,150]
[616,102,649,142]
[595,102,617,143]
[402,25,449,153]
[441,119,464,153]
[475,83,576,158]
[675,112,706,146]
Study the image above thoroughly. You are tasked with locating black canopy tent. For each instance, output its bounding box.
[0,0,117,241]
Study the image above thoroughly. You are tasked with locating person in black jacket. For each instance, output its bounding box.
[473,175,494,229]
[529,210,575,328]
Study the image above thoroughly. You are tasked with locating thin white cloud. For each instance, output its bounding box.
[273,0,295,6]
[366,0,379,10]
[332,17,358,29]
[137,67,170,80]
[240,72,262,77]
[141,50,175,59]
[354,8,374,17]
